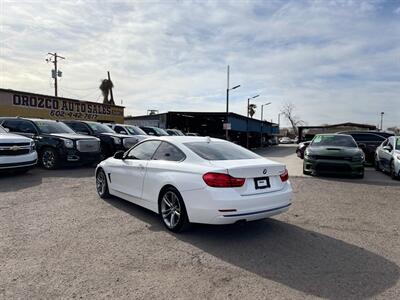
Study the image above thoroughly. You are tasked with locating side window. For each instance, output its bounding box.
[67,122,90,134]
[349,134,362,142]
[126,141,161,160]
[2,120,21,132]
[364,134,385,142]
[152,142,185,162]
[17,121,37,134]
[114,126,127,134]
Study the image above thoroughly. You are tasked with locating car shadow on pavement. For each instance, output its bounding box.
[0,167,95,192]
[306,171,400,187]
[178,220,400,299]
[103,196,399,299]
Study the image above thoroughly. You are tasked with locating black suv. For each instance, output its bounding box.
[337,131,394,163]
[62,120,140,159]
[139,126,169,136]
[0,117,101,169]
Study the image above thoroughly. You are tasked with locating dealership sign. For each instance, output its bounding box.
[0,89,124,123]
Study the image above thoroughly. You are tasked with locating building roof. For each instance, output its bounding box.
[125,111,278,126]
[298,122,377,130]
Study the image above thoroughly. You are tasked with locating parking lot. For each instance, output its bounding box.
[1,145,399,299]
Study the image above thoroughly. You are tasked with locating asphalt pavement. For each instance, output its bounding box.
[0,146,399,299]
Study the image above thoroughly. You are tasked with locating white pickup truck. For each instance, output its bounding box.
[0,125,38,173]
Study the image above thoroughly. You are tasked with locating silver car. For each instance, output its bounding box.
[375,136,400,179]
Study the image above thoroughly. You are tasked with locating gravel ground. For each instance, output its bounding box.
[0,146,399,299]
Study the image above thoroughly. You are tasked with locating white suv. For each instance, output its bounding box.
[0,125,37,173]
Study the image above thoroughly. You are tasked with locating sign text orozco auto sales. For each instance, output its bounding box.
[12,94,121,119]
[0,89,125,123]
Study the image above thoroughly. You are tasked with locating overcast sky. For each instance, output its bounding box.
[1,0,399,128]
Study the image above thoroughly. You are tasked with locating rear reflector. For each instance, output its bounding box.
[280,169,289,182]
[203,172,245,188]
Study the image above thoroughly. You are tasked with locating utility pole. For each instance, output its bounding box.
[46,52,65,97]
[225,65,230,140]
[246,95,260,149]
[380,112,384,131]
[226,65,230,114]
[224,65,240,140]
[259,102,271,148]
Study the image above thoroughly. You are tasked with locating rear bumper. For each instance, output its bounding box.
[304,158,364,176]
[0,152,38,170]
[181,182,293,225]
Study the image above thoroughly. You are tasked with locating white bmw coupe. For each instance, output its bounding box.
[95,136,293,232]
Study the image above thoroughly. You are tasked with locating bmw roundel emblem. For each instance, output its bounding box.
[263,169,267,175]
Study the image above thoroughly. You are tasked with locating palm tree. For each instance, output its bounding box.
[99,79,114,104]
[248,104,257,118]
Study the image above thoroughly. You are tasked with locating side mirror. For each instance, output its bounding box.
[383,146,392,152]
[114,151,125,159]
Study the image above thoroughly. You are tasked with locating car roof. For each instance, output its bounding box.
[338,130,393,136]
[139,135,225,145]
[314,133,352,137]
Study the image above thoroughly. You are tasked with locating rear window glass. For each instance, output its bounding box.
[126,126,146,135]
[184,142,259,160]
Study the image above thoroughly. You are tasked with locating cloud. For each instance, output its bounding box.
[0,0,399,128]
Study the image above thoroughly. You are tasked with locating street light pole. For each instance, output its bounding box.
[246,94,260,149]
[380,112,384,131]
[225,65,240,140]
[260,102,272,147]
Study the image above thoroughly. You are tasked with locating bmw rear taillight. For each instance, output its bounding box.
[280,169,289,182]
[203,172,245,188]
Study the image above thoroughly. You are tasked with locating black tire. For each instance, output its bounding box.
[99,145,108,161]
[159,187,190,233]
[374,157,381,171]
[355,171,364,179]
[40,148,59,170]
[96,168,110,198]
[390,160,398,180]
[303,168,312,175]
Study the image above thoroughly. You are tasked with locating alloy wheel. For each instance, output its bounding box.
[96,170,106,196]
[42,150,56,169]
[161,191,181,229]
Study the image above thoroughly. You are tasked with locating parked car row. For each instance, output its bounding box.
[0,117,204,171]
[296,131,399,180]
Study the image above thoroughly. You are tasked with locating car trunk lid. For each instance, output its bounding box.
[209,158,287,195]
